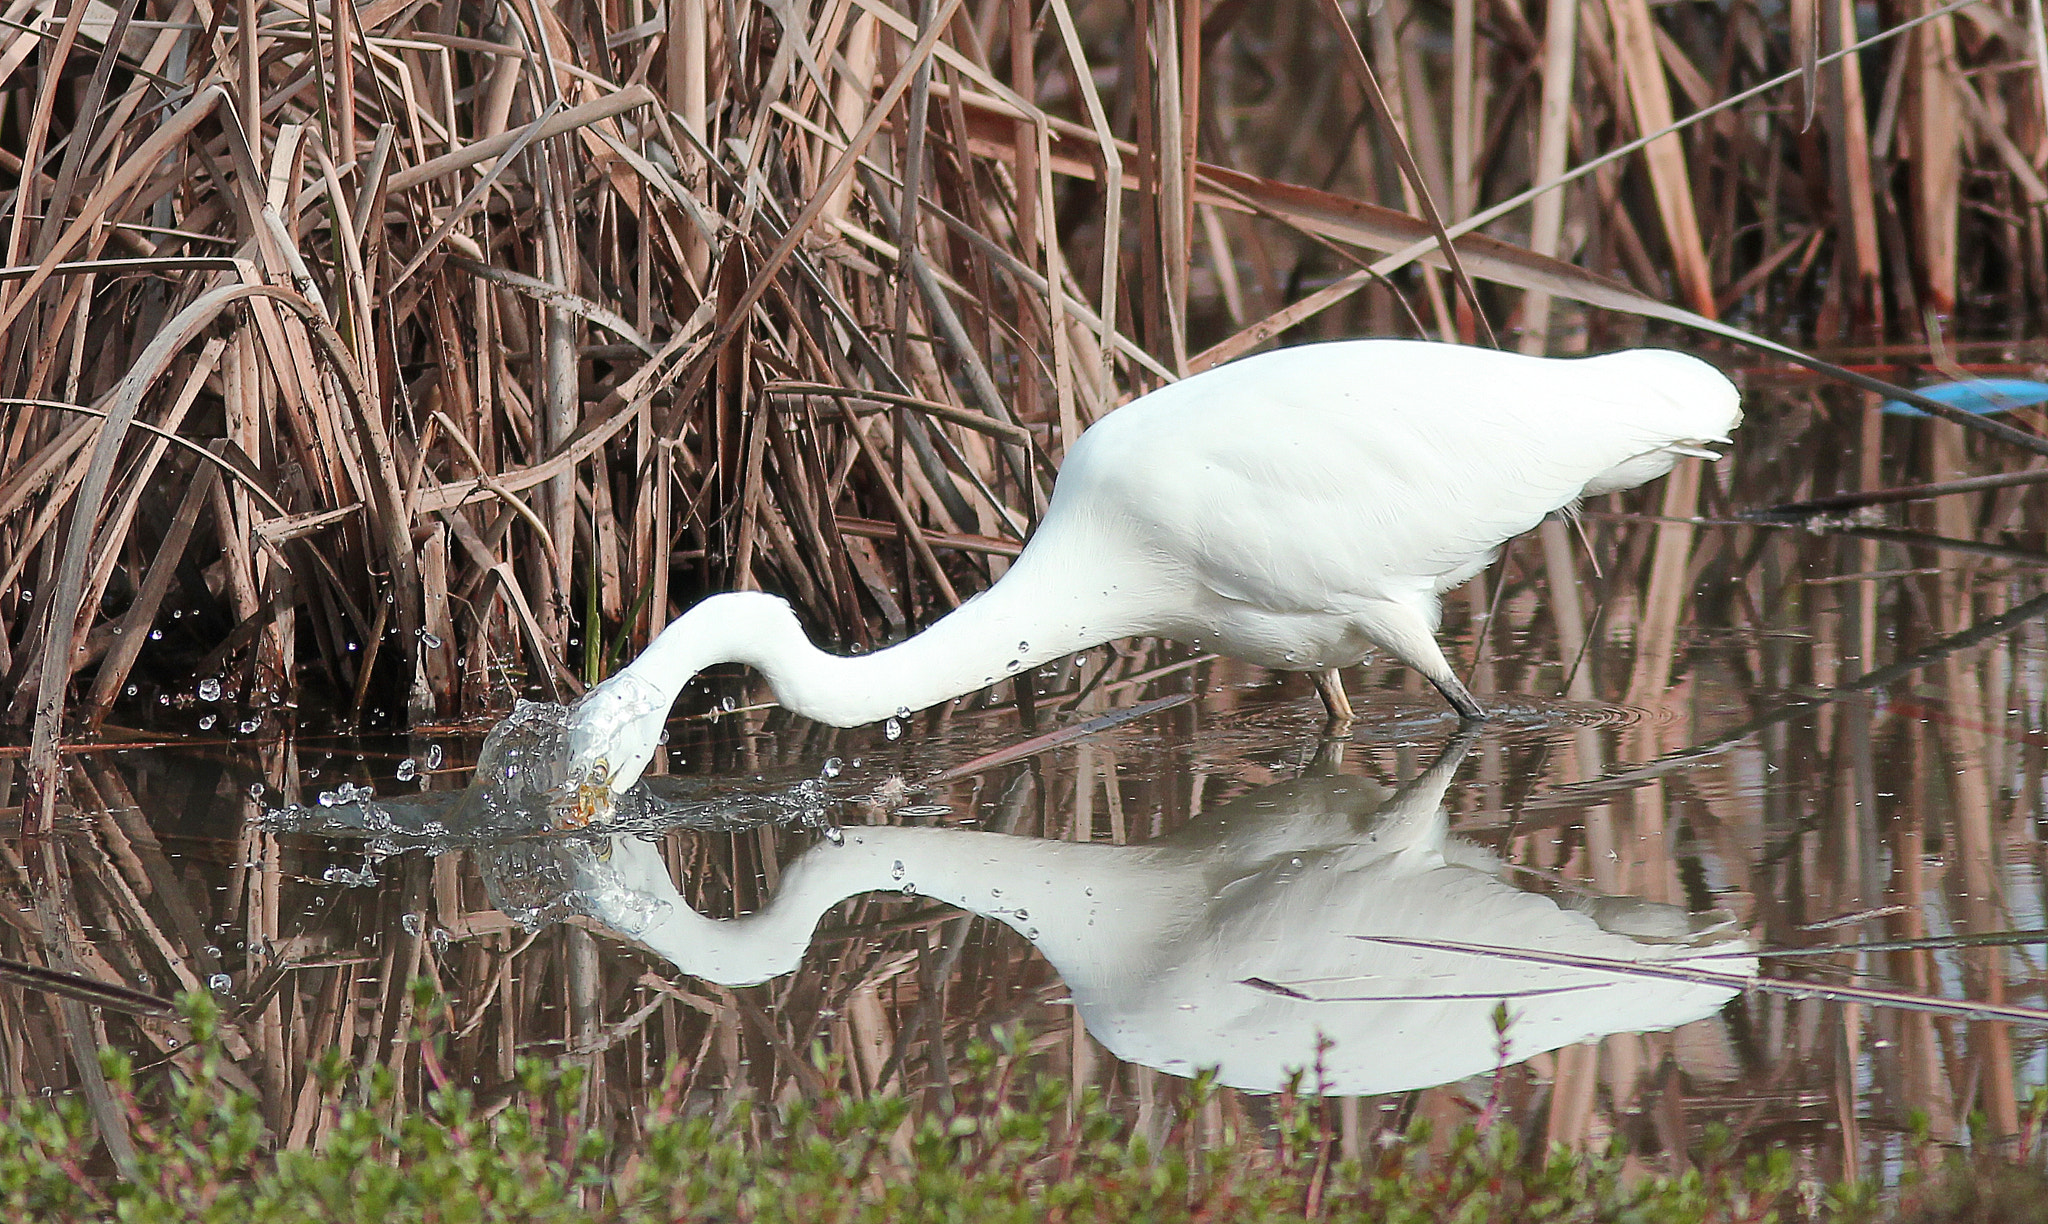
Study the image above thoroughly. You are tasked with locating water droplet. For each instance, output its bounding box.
[322,864,377,886]
[395,759,417,781]
[821,757,842,778]
[148,629,162,640]
[821,826,845,845]
[420,630,443,648]
[135,972,150,987]
[111,627,122,636]
[208,973,231,993]
[884,718,902,740]
[18,589,28,601]
[426,744,444,769]
[891,860,905,880]
[1017,641,1028,653]
[248,783,266,799]
[124,685,137,697]
[238,719,259,734]
[198,678,221,701]
[401,913,424,936]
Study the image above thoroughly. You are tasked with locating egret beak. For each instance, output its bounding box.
[555,759,613,830]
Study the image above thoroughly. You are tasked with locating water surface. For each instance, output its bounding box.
[6,381,2047,1183]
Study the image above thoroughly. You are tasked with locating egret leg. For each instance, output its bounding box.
[1314,668,1355,733]
[1357,600,1490,723]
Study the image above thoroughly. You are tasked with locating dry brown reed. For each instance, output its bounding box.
[3,0,2047,836]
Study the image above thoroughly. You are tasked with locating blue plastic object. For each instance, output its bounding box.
[1880,378,2048,417]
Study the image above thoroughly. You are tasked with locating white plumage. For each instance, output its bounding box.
[564,339,1741,805]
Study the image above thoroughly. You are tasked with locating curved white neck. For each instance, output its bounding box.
[629,560,1131,727]
[624,826,1177,987]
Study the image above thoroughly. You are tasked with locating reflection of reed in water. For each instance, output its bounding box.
[480,738,1753,1094]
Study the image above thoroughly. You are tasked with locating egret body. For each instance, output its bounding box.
[568,340,1740,801]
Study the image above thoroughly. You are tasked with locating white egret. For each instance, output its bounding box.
[565,340,1741,810]
[490,739,1753,1094]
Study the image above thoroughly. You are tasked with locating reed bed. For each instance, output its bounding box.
[3,0,2048,1185]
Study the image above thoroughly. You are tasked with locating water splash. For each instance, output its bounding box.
[477,835,671,933]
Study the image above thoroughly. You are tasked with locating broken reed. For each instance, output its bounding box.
[1,0,2045,767]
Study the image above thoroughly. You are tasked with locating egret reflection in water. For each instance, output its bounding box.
[473,737,1755,1096]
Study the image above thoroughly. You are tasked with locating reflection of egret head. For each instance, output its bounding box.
[483,739,1755,1095]
[547,341,1740,818]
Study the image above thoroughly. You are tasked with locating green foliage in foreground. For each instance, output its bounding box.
[0,994,2036,1223]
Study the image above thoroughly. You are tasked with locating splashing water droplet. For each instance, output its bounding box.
[884,718,902,740]
[821,757,842,779]
[198,678,221,702]
[248,783,266,799]
[420,630,443,648]
[208,973,232,993]
[401,913,424,936]
[425,744,444,769]
[395,759,418,781]
[238,719,259,734]
[148,629,162,640]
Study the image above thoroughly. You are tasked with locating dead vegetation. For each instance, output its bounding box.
[1,0,2045,829]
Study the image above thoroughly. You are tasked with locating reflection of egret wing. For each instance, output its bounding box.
[1085,850,1750,1094]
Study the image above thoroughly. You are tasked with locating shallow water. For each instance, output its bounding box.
[5,381,2047,1181]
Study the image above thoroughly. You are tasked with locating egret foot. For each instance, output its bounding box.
[1314,669,1355,736]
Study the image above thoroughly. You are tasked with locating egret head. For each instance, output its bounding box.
[559,591,815,825]
[559,667,677,826]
